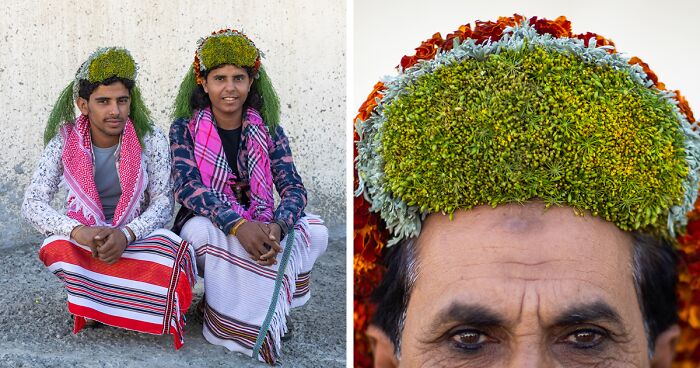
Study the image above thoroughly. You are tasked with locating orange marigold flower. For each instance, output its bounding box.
[471,16,516,43]
[629,56,665,90]
[573,32,616,52]
[355,81,385,122]
[674,90,696,123]
[531,15,572,38]
[444,24,473,51]
[400,32,444,70]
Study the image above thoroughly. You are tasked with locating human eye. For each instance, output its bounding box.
[449,328,495,353]
[118,97,130,104]
[234,75,245,81]
[559,327,609,350]
[214,75,224,81]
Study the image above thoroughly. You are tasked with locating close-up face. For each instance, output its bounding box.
[202,64,253,119]
[77,81,130,148]
[398,203,652,367]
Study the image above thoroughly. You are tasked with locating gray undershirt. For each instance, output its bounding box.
[93,145,122,222]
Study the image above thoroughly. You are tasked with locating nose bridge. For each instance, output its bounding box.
[225,76,236,90]
[507,283,556,368]
[507,342,555,368]
[109,99,119,115]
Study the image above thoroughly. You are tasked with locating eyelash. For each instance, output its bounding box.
[448,328,494,353]
[560,327,609,350]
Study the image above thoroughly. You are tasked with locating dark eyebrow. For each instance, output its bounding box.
[432,302,506,328]
[93,95,129,101]
[552,301,625,329]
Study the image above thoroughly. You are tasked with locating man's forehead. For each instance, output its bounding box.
[412,202,636,312]
[411,203,637,336]
[209,64,248,75]
[91,82,130,98]
[417,203,632,260]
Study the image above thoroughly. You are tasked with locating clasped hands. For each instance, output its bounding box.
[71,225,129,265]
[235,221,283,266]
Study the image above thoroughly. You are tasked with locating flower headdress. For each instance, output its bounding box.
[44,47,153,145]
[172,28,280,132]
[353,15,700,367]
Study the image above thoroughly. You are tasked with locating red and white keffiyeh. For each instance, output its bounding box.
[61,114,146,226]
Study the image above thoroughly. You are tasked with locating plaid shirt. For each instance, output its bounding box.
[169,116,307,234]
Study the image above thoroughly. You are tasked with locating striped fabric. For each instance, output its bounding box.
[293,272,311,300]
[181,214,328,364]
[188,106,274,222]
[39,229,197,349]
[61,114,146,228]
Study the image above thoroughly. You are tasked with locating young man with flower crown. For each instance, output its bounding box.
[22,47,196,349]
[354,15,700,367]
[169,29,328,364]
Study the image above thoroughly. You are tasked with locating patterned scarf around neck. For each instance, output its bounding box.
[61,114,146,227]
[189,106,274,222]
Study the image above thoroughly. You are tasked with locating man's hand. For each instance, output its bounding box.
[235,221,282,266]
[71,225,111,258]
[257,223,283,266]
[268,223,282,244]
[93,228,128,265]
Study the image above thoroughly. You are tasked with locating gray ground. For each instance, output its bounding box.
[0,226,346,368]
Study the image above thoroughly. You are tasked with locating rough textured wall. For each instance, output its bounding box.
[0,0,346,246]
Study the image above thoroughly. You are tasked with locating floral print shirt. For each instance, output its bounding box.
[22,126,174,240]
[169,117,307,234]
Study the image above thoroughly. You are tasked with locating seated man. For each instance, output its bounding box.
[22,47,196,349]
[169,29,328,364]
[354,15,700,367]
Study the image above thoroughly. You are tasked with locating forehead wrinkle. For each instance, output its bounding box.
[411,260,624,307]
[416,234,632,289]
[416,253,625,290]
[410,203,639,329]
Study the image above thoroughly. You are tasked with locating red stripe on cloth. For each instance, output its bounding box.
[62,274,165,306]
[43,237,194,350]
[161,239,190,336]
[70,303,163,335]
[40,239,174,287]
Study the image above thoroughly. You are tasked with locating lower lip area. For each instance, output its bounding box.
[105,120,123,128]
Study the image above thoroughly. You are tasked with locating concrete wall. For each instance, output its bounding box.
[0,0,346,246]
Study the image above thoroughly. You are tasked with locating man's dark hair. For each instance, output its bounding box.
[630,232,680,353]
[189,65,263,112]
[78,76,134,100]
[371,231,679,356]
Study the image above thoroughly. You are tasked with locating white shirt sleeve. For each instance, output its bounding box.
[21,134,82,237]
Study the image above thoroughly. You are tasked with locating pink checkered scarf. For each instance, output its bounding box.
[61,114,146,226]
[189,106,274,222]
